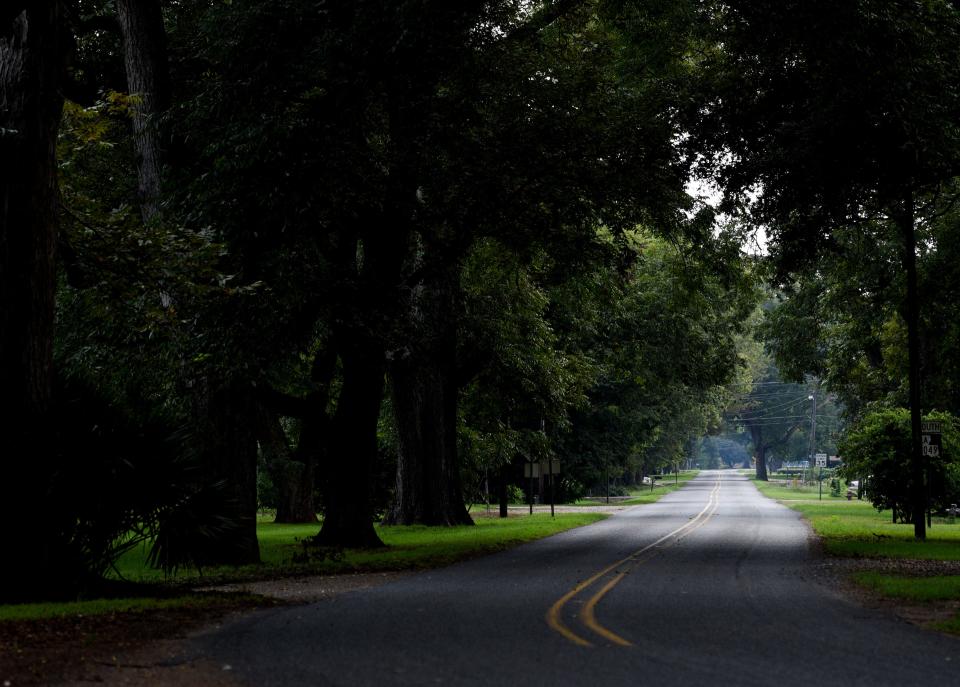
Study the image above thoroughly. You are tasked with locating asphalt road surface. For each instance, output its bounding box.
[191,471,960,685]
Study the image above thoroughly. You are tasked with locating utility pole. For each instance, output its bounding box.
[808,390,817,486]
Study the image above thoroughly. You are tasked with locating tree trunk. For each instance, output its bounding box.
[314,334,386,548]
[384,267,472,526]
[115,0,169,222]
[896,193,926,540]
[0,5,65,599]
[196,380,261,564]
[498,463,509,518]
[749,426,768,480]
[257,403,317,523]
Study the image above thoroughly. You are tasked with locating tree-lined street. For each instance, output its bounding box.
[6,3,960,680]
[189,472,959,686]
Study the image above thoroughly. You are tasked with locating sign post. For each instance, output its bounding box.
[815,453,828,501]
[922,421,943,529]
[545,458,561,517]
[524,459,539,514]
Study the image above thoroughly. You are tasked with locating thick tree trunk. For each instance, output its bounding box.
[755,445,768,481]
[749,426,768,480]
[257,404,317,523]
[115,0,169,221]
[314,335,386,548]
[0,5,65,598]
[897,193,926,540]
[196,380,261,564]
[384,267,472,526]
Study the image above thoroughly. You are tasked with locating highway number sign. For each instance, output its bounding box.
[922,421,943,458]
[923,434,942,458]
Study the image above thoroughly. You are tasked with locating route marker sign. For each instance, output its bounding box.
[922,421,943,458]
[815,453,828,468]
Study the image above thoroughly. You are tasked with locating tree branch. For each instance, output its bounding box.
[504,0,584,44]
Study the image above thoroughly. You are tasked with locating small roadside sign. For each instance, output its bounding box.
[922,421,944,458]
[524,459,561,479]
[923,434,943,458]
[815,453,828,468]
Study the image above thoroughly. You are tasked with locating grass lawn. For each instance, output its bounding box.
[749,476,960,560]
[0,593,261,622]
[748,473,960,633]
[0,472,692,622]
[852,572,960,602]
[1,512,605,622]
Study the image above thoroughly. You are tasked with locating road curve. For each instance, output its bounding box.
[191,470,960,686]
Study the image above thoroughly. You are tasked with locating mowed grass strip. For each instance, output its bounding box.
[749,473,960,633]
[0,593,262,622]
[2,513,605,622]
[852,572,960,602]
[111,512,608,585]
[749,477,960,560]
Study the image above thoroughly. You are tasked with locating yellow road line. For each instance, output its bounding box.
[579,479,722,646]
[580,572,632,646]
[545,477,722,647]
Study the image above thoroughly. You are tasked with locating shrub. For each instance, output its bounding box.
[838,408,960,522]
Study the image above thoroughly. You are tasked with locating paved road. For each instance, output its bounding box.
[192,471,960,685]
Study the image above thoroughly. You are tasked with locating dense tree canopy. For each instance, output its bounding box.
[6,0,960,599]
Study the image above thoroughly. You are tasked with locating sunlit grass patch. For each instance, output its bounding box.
[751,477,960,559]
[111,512,607,585]
[852,572,960,601]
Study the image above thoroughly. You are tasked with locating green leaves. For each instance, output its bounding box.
[839,408,960,519]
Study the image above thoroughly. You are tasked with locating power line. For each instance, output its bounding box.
[722,381,807,387]
[735,396,811,416]
[729,414,834,422]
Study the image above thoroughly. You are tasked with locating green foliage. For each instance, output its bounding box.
[690,0,960,262]
[37,376,248,590]
[763,205,960,420]
[839,409,960,521]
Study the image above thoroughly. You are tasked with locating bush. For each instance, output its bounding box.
[506,484,526,504]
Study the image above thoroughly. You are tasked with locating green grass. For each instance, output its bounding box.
[750,473,960,632]
[111,512,607,584]
[1,512,604,622]
[935,615,960,634]
[852,572,960,602]
[750,476,960,560]
[0,594,250,622]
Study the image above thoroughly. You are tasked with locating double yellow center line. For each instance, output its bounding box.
[545,477,722,647]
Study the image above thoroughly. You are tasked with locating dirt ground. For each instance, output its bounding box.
[0,572,415,687]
